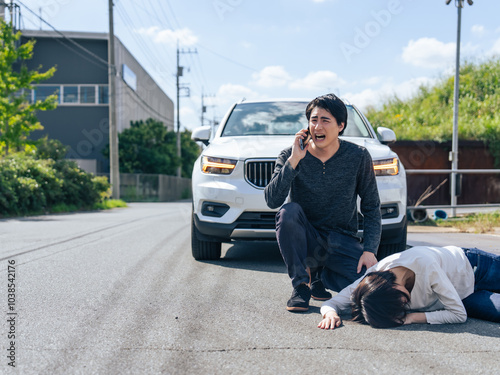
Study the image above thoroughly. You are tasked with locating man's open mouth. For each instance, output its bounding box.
[315,134,325,140]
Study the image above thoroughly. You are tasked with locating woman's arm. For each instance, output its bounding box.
[319,274,366,328]
[422,267,468,324]
[404,312,427,325]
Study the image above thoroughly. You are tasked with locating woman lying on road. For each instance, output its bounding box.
[318,246,500,329]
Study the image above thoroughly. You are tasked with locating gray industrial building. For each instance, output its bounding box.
[18,30,174,173]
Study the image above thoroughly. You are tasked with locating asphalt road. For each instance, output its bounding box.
[1,202,499,374]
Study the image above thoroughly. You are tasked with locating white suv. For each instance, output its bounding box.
[191,99,407,261]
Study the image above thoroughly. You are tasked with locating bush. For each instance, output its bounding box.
[0,154,110,217]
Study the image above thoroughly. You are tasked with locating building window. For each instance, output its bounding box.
[34,86,60,102]
[33,84,108,106]
[80,86,96,104]
[63,86,78,103]
[98,85,109,104]
[14,89,33,104]
[122,64,137,91]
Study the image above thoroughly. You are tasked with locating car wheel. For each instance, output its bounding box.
[191,215,222,260]
[376,220,408,260]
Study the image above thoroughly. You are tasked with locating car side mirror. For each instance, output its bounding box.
[191,126,211,146]
[377,127,397,144]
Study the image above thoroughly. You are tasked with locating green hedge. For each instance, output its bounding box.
[0,155,110,217]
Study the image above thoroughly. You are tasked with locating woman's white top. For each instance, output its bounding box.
[320,246,475,324]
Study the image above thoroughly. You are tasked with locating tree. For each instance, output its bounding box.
[0,20,57,156]
[103,118,201,177]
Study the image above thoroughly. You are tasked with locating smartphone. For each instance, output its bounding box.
[299,129,311,150]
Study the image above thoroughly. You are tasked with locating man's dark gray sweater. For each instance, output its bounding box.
[265,140,382,253]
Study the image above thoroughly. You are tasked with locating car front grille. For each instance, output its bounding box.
[245,160,275,188]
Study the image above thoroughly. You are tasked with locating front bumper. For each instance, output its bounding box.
[193,211,277,242]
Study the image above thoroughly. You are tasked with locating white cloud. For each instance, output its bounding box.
[215,83,259,107]
[251,66,291,88]
[136,27,198,46]
[471,24,485,36]
[345,76,437,111]
[180,106,198,130]
[289,70,346,91]
[490,37,500,56]
[362,76,383,86]
[402,37,456,69]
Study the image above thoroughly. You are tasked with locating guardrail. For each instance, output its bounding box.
[406,169,500,175]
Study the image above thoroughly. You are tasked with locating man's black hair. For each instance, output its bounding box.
[305,93,347,136]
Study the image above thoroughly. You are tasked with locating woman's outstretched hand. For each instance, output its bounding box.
[318,311,342,330]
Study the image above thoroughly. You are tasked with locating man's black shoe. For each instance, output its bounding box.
[311,279,332,301]
[286,283,311,312]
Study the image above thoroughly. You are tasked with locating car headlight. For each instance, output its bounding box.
[373,158,399,176]
[201,156,237,174]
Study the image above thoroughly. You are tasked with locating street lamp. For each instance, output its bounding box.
[446,0,473,217]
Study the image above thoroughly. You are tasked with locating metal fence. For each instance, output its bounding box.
[100,173,192,202]
[406,168,500,213]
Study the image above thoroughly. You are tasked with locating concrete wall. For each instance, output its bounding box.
[114,37,174,132]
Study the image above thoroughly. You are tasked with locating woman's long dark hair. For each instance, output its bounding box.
[351,270,410,328]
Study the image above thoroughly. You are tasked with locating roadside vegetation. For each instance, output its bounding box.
[411,210,500,234]
[102,118,200,178]
[366,57,500,166]
[367,57,500,231]
[0,138,119,218]
[0,21,123,218]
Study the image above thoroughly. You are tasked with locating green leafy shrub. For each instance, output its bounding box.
[0,154,110,217]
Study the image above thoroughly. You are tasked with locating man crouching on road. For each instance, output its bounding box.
[264,93,382,312]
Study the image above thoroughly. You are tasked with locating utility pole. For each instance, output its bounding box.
[0,2,6,21]
[201,89,216,135]
[446,0,473,216]
[201,87,206,127]
[175,44,197,177]
[108,0,120,198]
[4,0,19,29]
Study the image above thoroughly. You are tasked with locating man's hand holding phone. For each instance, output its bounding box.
[299,129,311,150]
[289,128,311,169]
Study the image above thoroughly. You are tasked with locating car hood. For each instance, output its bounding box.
[203,136,397,161]
[204,136,295,160]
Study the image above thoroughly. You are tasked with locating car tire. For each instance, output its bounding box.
[376,219,408,260]
[191,215,222,260]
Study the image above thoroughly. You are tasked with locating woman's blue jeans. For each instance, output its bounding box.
[462,247,500,323]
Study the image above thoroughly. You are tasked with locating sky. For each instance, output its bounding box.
[14,0,500,131]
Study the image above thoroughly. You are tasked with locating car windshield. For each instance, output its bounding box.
[221,101,372,138]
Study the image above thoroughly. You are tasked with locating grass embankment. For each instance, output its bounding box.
[366,58,500,166]
[411,210,500,233]
[51,199,128,213]
[0,199,127,219]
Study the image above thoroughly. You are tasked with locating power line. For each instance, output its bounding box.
[164,0,182,30]
[115,2,176,88]
[17,1,174,127]
[115,77,174,126]
[196,43,258,73]
[123,0,176,64]
[17,0,110,69]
